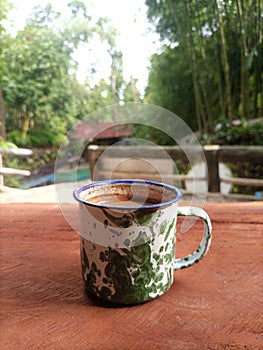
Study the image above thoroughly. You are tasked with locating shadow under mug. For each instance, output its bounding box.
[73,179,212,305]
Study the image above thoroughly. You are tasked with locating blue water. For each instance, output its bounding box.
[20,168,90,189]
[20,174,54,189]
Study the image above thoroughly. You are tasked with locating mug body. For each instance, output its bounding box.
[74,180,182,304]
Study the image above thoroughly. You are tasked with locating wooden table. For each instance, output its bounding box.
[1,202,262,349]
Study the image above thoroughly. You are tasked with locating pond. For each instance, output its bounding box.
[20,167,90,189]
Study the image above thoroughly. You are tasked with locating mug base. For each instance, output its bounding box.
[83,282,168,306]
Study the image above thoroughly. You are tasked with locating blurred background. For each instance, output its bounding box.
[0,0,262,198]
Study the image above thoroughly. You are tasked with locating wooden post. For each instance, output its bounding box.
[87,145,103,180]
[204,145,220,192]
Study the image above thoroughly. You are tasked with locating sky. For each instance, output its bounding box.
[7,0,160,94]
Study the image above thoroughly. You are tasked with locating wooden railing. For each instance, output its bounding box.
[87,144,263,195]
[1,144,262,198]
[204,145,263,192]
[0,148,33,186]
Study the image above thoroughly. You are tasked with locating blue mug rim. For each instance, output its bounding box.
[73,179,183,210]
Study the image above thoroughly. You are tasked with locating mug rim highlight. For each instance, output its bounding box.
[73,179,183,210]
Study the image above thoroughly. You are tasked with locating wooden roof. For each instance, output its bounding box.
[69,122,132,141]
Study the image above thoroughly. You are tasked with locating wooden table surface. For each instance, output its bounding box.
[1,202,262,350]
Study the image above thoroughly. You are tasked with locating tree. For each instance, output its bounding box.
[1,1,123,147]
[144,45,196,129]
[0,0,13,140]
[123,77,141,103]
[2,24,78,145]
[214,0,233,119]
[0,88,6,140]
[145,0,263,132]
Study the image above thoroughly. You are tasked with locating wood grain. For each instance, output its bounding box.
[0,202,262,349]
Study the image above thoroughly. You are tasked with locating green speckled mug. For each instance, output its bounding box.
[73,179,212,304]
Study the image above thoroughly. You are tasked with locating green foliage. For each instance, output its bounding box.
[8,116,67,147]
[1,157,20,188]
[198,117,263,196]
[1,144,58,188]
[0,0,12,36]
[1,2,125,148]
[0,136,17,149]
[0,137,24,188]
[0,137,19,187]
[229,161,263,195]
[144,45,197,130]
[2,18,83,146]
[132,125,175,145]
[122,78,141,103]
[207,118,263,146]
[145,0,263,131]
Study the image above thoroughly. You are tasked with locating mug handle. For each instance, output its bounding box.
[174,206,212,270]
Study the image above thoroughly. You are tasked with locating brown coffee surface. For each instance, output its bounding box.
[90,194,159,207]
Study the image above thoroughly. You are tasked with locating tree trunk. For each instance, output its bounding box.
[0,88,7,140]
[130,77,140,103]
[21,113,30,140]
[215,0,233,119]
[167,0,204,132]
[236,0,250,118]
[108,49,117,122]
[253,0,262,118]
[183,1,207,132]
[193,0,214,128]
[215,41,226,117]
